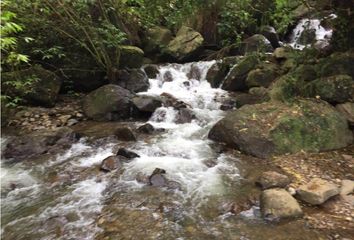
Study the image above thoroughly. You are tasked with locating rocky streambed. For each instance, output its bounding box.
[1,61,353,240]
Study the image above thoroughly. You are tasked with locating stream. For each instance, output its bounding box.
[1,61,328,239]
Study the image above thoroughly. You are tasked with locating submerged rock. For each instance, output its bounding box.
[143,64,160,79]
[257,171,291,190]
[83,84,134,121]
[137,123,155,134]
[175,108,196,124]
[160,92,190,109]
[297,178,339,205]
[114,127,137,141]
[261,188,303,220]
[117,148,140,159]
[208,99,353,158]
[100,156,123,172]
[149,168,167,187]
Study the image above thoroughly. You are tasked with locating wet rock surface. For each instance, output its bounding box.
[116,148,140,159]
[114,127,137,141]
[101,156,123,172]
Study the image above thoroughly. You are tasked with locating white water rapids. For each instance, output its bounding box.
[1,61,240,239]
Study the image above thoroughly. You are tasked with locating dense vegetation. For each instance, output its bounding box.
[1,0,353,106]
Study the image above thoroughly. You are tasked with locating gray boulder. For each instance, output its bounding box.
[132,95,162,113]
[336,102,354,127]
[112,69,149,93]
[83,84,135,121]
[297,178,339,205]
[261,188,303,220]
[257,171,291,189]
[165,26,204,61]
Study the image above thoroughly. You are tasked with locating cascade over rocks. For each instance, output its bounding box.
[208,99,353,158]
[83,84,135,121]
[164,26,204,62]
[221,55,260,91]
[1,65,61,107]
[110,69,149,93]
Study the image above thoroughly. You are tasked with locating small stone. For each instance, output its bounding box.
[100,156,122,172]
[340,179,354,196]
[149,168,167,187]
[256,171,291,189]
[287,187,296,196]
[116,148,140,159]
[29,118,35,122]
[297,178,339,205]
[24,112,31,117]
[345,217,352,222]
[67,119,79,126]
[76,113,84,118]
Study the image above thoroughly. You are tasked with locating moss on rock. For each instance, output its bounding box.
[119,45,145,68]
[208,99,353,158]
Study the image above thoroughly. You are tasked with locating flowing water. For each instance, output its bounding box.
[1,62,327,239]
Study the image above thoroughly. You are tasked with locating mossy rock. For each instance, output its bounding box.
[269,74,300,102]
[143,26,173,54]
[316,50,354,79]
[119,45,144,68]
[221,54,260,91]
[83,84,135,121]
[1,65,61,107]
[208,99,352,158]
[303,74,354,104]
[246,62,280,88]
[292,64,318,82]
[240,34,273,55]
[164,26,204,61]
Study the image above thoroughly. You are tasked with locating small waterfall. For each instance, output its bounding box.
[287,15,335,50]
[0,61,240,239]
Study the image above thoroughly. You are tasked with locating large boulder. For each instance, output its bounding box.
[206,56,241,88]
[83,84,135,121]
[143,26,173,55]
[208,100,353,158]
[316,50,354,79]
[304,75,354,104]
[165,26,204,61]
[119,45,144,69]
[261,188,303,220]
[1,65,61,107]
[111,69,149,93]
[297,178,339,205]
[261,26,281,49]
[221,55,260,91]
[245,62,280,88]
[336,102,354,127]
[240,34,273,55]
[257,171,291,190]
[132,95,162,114]
[2,127,77,161]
